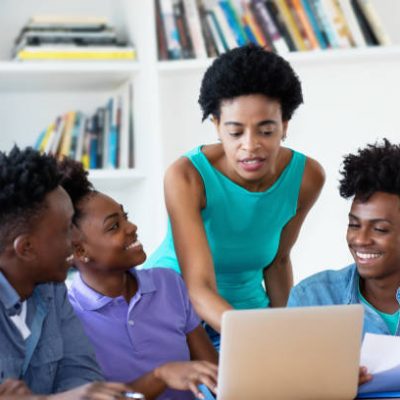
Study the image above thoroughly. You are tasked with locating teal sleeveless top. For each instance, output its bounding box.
[144,145,306,310]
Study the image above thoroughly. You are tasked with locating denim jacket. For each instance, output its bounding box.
[287,264,400,336]
[0,272,103,394]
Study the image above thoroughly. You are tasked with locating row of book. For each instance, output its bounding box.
[156,0,391,59]
[14,16,136,61]
[34,85,134,170]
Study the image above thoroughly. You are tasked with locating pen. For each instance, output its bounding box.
[122,392,145,399]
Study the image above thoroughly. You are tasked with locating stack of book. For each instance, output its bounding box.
[14,16,136,61]
[156,0,392,59]
[34,83,134,170]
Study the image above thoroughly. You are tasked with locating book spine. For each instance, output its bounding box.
[289,0,320,49]
[242,2,269,47]
[300,0,329,48]
[155,0,170,60]
[212,4,239,49]
[322,0,351,47]
[159,0,183,59]
[309,0,340,48]
[182,0,208,58]
[265,0,297,51]
[252,0,291,52]
[336,0,366,47]
[174,0,195,58]
[199,2,219,57]
[206,11,227,53]
[355,0,391,45]
[273,0,307,50]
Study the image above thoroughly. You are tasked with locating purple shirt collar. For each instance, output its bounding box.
[71,268,156,311]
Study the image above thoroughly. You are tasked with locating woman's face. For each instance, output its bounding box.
[214,94,287,188]
[347,192,400,281]
[75,192,146,271]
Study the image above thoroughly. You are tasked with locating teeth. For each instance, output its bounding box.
[66,254,74,263]
[356,252,381,260]
[243,159,259,164]
[126,240,140,250]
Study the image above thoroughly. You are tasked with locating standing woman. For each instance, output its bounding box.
[145,44,325,348]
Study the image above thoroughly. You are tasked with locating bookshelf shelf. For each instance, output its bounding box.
[89,168,145,188]
[0,61,139,91]
[157,45,400,74]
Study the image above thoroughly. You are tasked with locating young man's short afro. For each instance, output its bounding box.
[0,146,62,251]
[339,139,400,201]
[198,44,303,122]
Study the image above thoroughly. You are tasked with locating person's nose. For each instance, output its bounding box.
[350,227,373,247]
[241,131,260,152]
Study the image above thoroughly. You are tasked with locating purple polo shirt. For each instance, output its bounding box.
[68,267,200,400]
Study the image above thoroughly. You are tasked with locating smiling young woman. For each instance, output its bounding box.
[144,44,325,349]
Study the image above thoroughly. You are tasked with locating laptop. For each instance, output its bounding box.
[202,304,364,400]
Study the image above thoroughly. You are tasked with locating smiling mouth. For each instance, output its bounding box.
[125,240,142,250]
[355,251,382,260]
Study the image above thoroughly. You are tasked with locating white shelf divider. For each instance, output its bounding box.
[0,61,140,91]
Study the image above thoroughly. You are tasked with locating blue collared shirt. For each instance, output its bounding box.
[0,271,103,394]
[287,264,400,336]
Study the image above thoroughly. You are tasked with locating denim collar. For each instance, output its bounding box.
[345,263,400,306]
[71,268,156,311]
[344,264,360,305]
[0,271,23,316]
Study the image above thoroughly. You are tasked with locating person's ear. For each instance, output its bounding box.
[282,121,289,141]
[13,234,36,262]
[72,241,90,263]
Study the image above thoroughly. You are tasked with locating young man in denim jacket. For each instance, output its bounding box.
[288,139,400,336]
[0,147,130,399]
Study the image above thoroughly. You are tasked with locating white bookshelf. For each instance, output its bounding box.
[1,0,400,280]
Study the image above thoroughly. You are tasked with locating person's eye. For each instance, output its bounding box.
[123,212,129,220]
[107,222,119,232]
[260,131,273,136]
[348,223,359,229]
[228,132,242,137]
[374,227,389,233]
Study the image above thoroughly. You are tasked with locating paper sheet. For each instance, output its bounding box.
[358,333,400,394]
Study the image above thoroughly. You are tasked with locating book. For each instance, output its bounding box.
[219,0,248,46]
[300,0,329,48]
[206,10,227,54]
[287,0,320,50]
[242,2,269,48]
[336,0,366,47]
[308,0,340,48]
[323,0,352,47]
[182,0,208,58]
[250,0,289,53]
[199,2,219,57]
[159,0,183,59]
[350,0,379,45]
[155,0,170,60]
[15,45,136,61]
[27,15,109,30]
[273,0,307,51]
[173,0,195,58]
[265,0,297,51]
[210,3,238,49]
[355,0,391,46]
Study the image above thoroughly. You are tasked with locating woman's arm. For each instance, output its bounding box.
[264,157,325,307]
[164,159,232,332]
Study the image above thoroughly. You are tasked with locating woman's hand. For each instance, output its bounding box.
[154,361,218,399]
[359,366,372,386]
